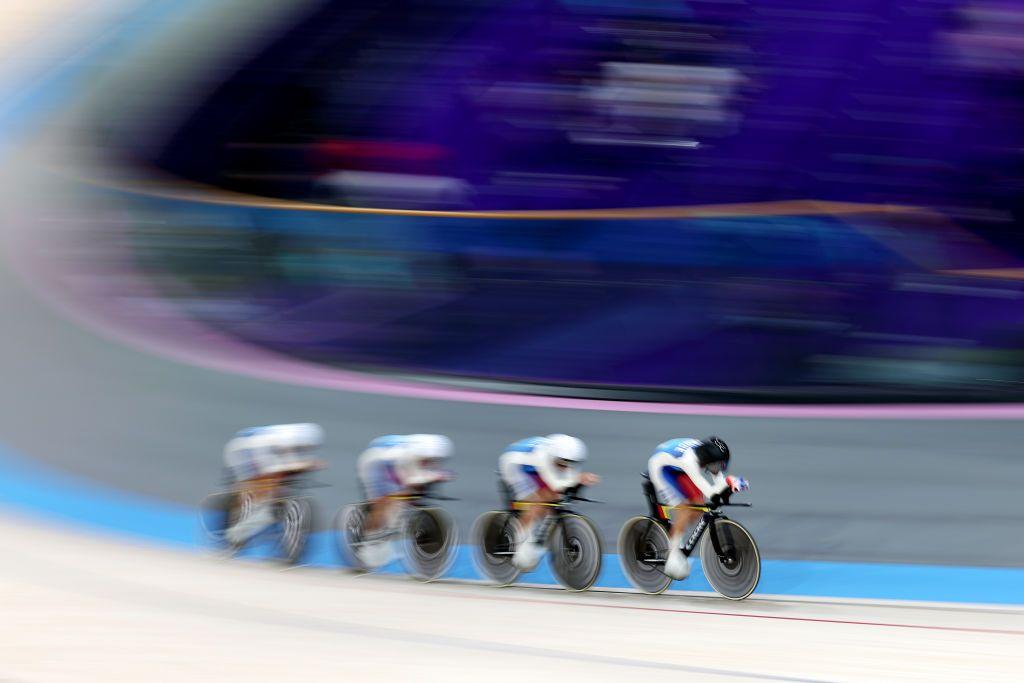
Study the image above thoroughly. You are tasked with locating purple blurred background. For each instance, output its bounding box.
[107,0,1024,399]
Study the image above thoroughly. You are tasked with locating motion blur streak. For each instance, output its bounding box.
[2,1,1024,682]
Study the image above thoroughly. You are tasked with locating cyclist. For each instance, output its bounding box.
[222,423,325,545]
[648,436,748,580]
[356,434,455,540]
[498,434,601,571]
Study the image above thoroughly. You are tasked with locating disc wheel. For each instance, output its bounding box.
[617,516,673,594]
[275,496,313,565]
[402,506,458,581]
[198,490,247,555]
[471,510,522,586]
[549,514,603,591]
[199,491,235,543]
[334,502,377,571]
[699,518,760,600]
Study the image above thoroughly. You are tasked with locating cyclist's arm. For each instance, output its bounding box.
[535,448,580,492]
[394,448,445,488]
[278,458,325,473]
[393,448,424,487]
[680,452,728,499]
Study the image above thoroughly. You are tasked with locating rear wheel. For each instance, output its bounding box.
[549,514,602,591]
[471,510,522,586]
[199,490,247,554]
[700,518,760,600]
[199,491,234,542]
[335,502,385,571]
[617,516,672,594]
[402,506,458,581]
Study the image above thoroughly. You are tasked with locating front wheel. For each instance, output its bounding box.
[402,506,458,581]
[471,510,522,586]
[617,516,673,595]
[549,514,603,591]
[275,496,313,565]
[700,518,760,600]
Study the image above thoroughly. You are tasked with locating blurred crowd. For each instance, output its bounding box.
[94,0,1024,398]
[148,0,1024,219]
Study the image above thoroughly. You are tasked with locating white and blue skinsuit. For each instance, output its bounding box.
[223,423,323,481]
[499,435,581,499]
[648,437,729,506]
[356,434,453,498]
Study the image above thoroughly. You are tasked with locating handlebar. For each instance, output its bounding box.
[410,482,459,502]
[286,476,331,489]
[220,468,330,489]
[420,492,459,502]
[563,485,602,505]
[685,501,752,511]
[567,494,603,504]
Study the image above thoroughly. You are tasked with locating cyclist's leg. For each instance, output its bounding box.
[225,474,279,545]
[670,485,705,548]
[500,458,554,569]
[650,460,702,579]
[649,458,703,541]
[358,450,403,533]
[500,459,553,526]
[365,493,407,535]
[517,487,558,530]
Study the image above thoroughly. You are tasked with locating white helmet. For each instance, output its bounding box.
[275,423,324,451]
[545,434,587,464]
[410,434,453,459]
[226,427,277,455]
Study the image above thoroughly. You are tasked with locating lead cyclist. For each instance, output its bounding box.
[647,436,749,580]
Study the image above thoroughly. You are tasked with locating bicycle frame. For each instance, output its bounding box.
[640,475,749,559]
[361,481,456,507]
[488,481,592,554]
[356,487,454,540]
[225,469,325,501]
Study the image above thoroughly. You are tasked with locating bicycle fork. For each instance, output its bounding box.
[685,512,734,561]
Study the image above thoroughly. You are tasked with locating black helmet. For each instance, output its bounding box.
[696,436,730,470]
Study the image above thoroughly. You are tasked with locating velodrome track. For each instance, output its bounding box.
[1,1,1023,680]
[2,514,1023,683]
